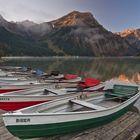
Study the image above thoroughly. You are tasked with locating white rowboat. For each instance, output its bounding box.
[2,84,140,139]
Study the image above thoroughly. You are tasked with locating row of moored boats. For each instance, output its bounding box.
[0,66,140,139]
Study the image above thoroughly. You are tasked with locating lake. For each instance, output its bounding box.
[1,57,140,109]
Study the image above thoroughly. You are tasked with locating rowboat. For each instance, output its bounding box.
[0,74,63,84]
[0,66,25,71]
[0,81,104,111]
[3,84,139,139]
[0,66,45,78]
[0,74,82,95]
[42,76,81,84]
[0,83,51,94]
[0,66,32,77]
[0,74,64,84]
[0,79,40,85]
[0,76,30,81]
[0,73,81,84]
[0,74,62,85]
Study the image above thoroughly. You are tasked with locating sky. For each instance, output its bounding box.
[0,0,139,32]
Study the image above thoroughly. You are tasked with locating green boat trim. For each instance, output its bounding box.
[6,101,135,139]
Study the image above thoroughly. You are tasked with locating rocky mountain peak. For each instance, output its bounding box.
[116,28,140,51]
[66,11,94,19]
[51,11,99,28]
[116,29,140,38]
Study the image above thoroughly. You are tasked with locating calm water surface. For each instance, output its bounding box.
[1,57,140,109]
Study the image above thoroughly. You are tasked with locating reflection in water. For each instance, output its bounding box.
[1,57,140,83]
[117,73,140,84]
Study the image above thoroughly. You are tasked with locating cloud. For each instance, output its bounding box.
[11,4,56,22]
[0,0,56,22]
[0,11,6,16]
[0,0,92,23]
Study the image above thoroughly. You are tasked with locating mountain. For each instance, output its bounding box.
[116,29,140,55]
[0,26,56,56]
[51,11,99,28]
[0,11,139,56]
[42,11,137,56]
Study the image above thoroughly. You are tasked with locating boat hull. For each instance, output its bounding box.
[5,101,136,139]
[0,89,24,94]
[0,84,49,94]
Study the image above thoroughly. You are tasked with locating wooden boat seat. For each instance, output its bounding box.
[105,85,138,98]
[69,99,106,110]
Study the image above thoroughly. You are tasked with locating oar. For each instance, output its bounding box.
[42,88,98,95]
[38,78,81,83]
[43,81,81,84]
[67,89,102,92]
[43,88,103,96]
[64,86,79,88]
[43,89,58,95]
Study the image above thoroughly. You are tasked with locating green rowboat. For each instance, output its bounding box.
[2,84,140,139]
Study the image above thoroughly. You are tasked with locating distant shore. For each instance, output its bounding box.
[2,56,140,60]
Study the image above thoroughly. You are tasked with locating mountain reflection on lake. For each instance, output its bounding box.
[1,57,140,109]
[2,57,140,83]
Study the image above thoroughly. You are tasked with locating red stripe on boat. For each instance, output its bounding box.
[0,100,49,111]
[0,89,25,94]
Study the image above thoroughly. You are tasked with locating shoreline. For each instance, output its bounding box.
[2,56,140,60]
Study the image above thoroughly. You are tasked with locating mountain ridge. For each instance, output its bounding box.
[0,11,139,57]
